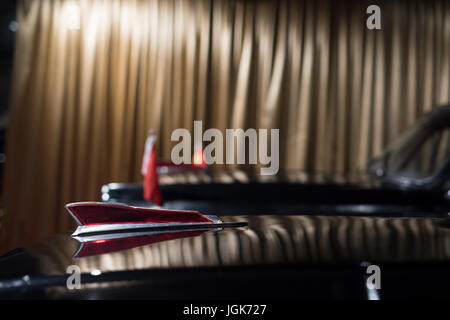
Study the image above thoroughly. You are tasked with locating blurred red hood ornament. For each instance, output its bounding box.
[66,202,223,236]
[141,132,162,205]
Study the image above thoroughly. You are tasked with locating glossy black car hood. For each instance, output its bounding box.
[2,213,450,299]
[2,214,450,274]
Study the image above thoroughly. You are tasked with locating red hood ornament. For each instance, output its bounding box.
[66,202,223,237]
[67,202,247,258]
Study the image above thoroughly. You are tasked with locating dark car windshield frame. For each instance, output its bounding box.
[380,112,450,189]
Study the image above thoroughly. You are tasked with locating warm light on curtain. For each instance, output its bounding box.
[1,0,449,252]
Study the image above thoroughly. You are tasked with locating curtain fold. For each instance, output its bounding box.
[1,0,450,251]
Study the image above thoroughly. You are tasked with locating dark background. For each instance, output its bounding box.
[0,0,16,193]
[0,0,15,115]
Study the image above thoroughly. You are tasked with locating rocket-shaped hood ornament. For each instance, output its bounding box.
[66,202,225,237]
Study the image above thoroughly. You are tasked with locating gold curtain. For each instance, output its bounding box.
[1,0,450,252]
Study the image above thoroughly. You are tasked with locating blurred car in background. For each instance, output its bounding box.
[102,104,450,217]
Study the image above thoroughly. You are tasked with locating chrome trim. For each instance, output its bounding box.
[65,204,82,226]
[72,226,229,258]
[72,221,247,236]
[72,227,223,258]
[73,227,222,243]
[72,222,217,236]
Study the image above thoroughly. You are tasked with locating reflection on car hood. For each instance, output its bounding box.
[15,214,450,277]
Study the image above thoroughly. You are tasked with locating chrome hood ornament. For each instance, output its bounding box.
[66,202,247,257]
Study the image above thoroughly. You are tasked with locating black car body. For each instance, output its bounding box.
[1,213,450,300]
